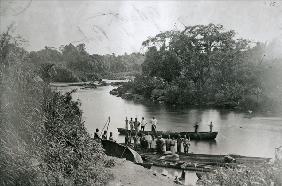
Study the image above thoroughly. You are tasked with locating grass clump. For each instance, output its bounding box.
[198,158,282,186]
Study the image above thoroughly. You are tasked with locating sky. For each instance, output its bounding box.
[1,0,282,55]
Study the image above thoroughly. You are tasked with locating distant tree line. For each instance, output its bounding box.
[28,43,145,82]
[121,23,282,112]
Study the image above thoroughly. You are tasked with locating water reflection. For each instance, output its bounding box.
[54,85,282,158]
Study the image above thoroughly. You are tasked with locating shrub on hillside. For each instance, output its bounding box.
[0,31,113,185]
[51,66,80,82]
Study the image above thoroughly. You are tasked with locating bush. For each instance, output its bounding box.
[0,31,112,185]
[198,159,282,186]
[51,66,80,82]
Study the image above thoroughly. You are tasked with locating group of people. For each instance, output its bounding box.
[138,134,191,155]
[125,119,215,155]
[125,116,158,133]
[94,116,215,155]
[94,128,115,141]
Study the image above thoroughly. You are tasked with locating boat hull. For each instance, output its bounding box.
[138,151,271,172]
[117,128,218,140]
[101,140,143,163]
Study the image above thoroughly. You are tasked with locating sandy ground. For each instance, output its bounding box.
[106,158,178,186]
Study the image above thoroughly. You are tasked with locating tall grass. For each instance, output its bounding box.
[0,30,113,185]
[198,159,282,185]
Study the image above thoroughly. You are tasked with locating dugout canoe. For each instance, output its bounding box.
[101,140,143,163]
[117,128,218,140]
[138,151,271,172]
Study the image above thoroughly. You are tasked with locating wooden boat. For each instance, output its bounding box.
[117,128,218,140]
[101,140,143,163]
[137,151,271,172]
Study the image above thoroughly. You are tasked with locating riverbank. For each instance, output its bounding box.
[106,158,178,186]
[50,79,127,89]
[109,80,281,114]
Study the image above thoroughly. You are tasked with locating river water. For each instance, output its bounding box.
[55,84,282,158]
[54,83,282,185]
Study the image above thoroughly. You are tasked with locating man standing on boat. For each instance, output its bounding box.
[125,117,129,130]
[134,117,140,135]
[129,118,134,133]
[209,121,213,132]
[194,121,199,133]
[140,117,147,131]
[151,116,158,136]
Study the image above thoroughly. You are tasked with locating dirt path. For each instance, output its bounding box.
[106,158,178,186]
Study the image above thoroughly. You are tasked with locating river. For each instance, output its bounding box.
[54,83,282,158]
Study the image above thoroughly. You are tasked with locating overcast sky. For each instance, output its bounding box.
[1,0,282,55]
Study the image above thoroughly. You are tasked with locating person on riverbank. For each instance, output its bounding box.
[151,116,157,135]
[156,135,166,154]
[133,135,139,149]
[144,132,152,150]
[183,135,190,154]
[209,121,213,132]
[170,137,176,155]
[129,118,134,133]
[166,135,172,151]
[140,134,148,150]
[102,131,107,140]
[194,121,199,133]
[125,133,132,145]
[140,117,147,131]
[125,117,129,130]
[94,128,100,140]
[177,134,182,153]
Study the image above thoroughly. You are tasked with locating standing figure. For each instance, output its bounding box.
[144,132,152,150]
[177,134,182,153]
[125,117,129,130]
[160,136,166,153]
[170,137,176,155]
[151,116,158,136]
[140,134,148,150]
[140,117,147,131]
[166,135,172,151]
[133,135,139,149]
[183,135,190,154]
[156,135,165,154]
[209,121,213,132]
[125,133,129,145]
[129,118,134,133]
[194,122,199,133]
[125,133,132,145]
[102,131,107,140]
[134,117,140,135]
[109,132,114,141]
[94,128,100,140]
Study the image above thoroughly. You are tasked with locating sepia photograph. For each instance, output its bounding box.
[1,0,282,185]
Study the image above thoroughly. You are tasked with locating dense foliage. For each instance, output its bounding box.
[29,44,145,82]
[0,31,113,185]
[121,24,282,111]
